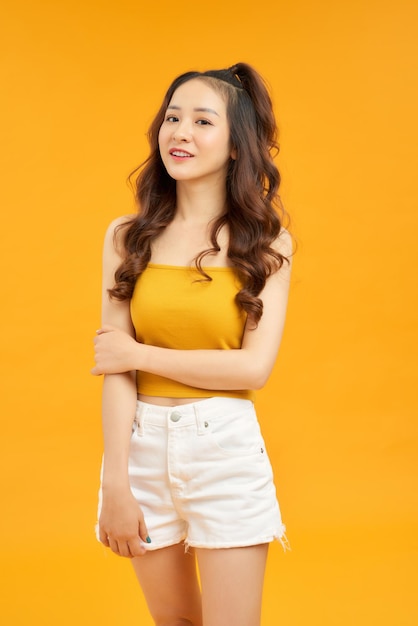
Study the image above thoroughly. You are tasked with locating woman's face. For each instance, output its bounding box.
[158,79,234,185]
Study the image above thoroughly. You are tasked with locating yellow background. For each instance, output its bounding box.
[1,0,417,624]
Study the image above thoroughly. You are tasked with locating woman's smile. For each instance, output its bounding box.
[169,148,195,161]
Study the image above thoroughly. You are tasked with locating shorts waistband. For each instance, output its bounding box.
[135,397,253,429]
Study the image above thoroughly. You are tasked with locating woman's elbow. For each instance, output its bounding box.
[245,363,272,390]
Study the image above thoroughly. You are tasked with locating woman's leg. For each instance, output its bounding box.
[131,543,203,626]
[196,544,269,626]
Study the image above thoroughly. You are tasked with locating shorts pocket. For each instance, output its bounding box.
[206,409,265,457]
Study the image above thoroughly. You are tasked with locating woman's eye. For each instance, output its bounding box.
[196,119,212,125]
[166,115,178,122]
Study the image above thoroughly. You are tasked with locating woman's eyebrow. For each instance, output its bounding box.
[167,105,220,117]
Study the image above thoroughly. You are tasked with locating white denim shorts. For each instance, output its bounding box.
[97,397,288,551]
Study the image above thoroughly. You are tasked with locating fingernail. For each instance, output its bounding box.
[146,536,152,544]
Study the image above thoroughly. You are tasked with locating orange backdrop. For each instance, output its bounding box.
[1,0,417,624]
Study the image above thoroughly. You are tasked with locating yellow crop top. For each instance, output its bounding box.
[130,263,255,400]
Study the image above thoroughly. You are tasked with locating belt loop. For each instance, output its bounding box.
[194,404,206,435]
[135,402,147,437]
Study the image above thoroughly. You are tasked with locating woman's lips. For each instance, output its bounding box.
[169,149,194,159]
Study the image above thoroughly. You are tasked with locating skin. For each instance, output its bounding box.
[93,78,292,625]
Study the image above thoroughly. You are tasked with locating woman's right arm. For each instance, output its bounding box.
[97,217,149,558]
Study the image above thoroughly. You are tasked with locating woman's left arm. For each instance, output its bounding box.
[92,237,292,391]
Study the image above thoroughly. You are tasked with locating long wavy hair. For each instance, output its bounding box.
[109,62,290,324]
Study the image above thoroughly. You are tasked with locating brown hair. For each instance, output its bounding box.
[109,62,290,323]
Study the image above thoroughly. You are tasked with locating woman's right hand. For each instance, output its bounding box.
[98,488,151,558]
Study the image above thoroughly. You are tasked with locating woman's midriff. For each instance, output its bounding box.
[137,393,212,407]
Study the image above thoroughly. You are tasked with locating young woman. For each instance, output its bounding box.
[92,62,292,626]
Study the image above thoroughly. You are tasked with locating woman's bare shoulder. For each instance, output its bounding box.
[105,214,136,237]
[104,214,136,255]
[273,227,294,258]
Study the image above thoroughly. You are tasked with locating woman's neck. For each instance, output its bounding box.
[174,180,227,223]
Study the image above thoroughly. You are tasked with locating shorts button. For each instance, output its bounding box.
[170,411,182,422]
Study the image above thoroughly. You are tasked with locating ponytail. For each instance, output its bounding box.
[226,63,279,155]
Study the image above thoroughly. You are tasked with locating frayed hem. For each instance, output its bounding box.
[276,531,291,552]
[93,521,290,554]
[273,523,291,552]
[184,526,291,553]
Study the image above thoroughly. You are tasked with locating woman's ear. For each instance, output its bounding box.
[230,146,237,160]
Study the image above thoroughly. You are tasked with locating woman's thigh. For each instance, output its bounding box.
[131,543,202,626]
[196,544,269,626]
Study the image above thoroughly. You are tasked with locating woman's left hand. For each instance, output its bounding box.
[92,325,139,375]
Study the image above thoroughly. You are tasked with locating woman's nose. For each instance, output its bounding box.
[173,121,192,142]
